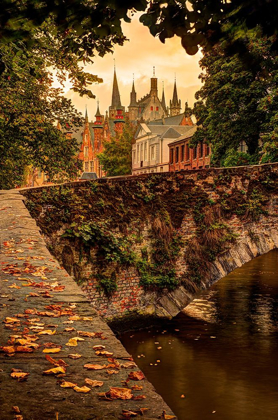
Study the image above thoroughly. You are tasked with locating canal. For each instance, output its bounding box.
[119,250,278,420]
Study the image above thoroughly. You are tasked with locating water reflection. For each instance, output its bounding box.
[119,250,278,420]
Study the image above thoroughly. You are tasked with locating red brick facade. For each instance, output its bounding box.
[169,138,211,171]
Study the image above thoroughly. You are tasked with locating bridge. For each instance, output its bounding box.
[21,163,278,322]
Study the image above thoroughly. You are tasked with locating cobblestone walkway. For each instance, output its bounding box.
[0,190,175,420]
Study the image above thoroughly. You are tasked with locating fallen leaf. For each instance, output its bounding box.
[83,317,92,321]
[38,329,56,335]
[68,316,80,321]
[64,328,75,332]
[45,355,68,367]
[43,366,66,375]
[43,348,61,354]
[12,406,21,413]
[131,385,143,391]
[10,371,29,381]
[128,371,145,381]
[8,284,21,289]
[84,363,107,370]
[84,378,103,387]
[92,345,105,351]
[73,386,91,393]
[68,353,82,359]
[107,370,119,375]
[77,331,96,338]
[121,409,138,418]
[60,381,77,388]
[66,337,84,346]
[159,411,176,419]
[4,317,20,324]
[132,395,146,401]
[16,346,34,353]
[0,346,15,354]
[107,387,132,400]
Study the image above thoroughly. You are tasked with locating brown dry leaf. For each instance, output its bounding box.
[43,366,66,375]
[28,292,40,297]
[121,361,137,369]
[0,346,15,354]
[107,387,133,400]
[38,330,56,335]
[68,353,82,359]
[45,355,68,367]
[73,386,91,393]
[121,410,138,418]
[64,328,75,332]
[15,346,34,353]
[8,284,21,289]
[43,348,61,354]
[68,315,80,321]
[131,385,143,391]
[84,363,107,370]
[60,381,77,388]
[92,345,105,351]
[107,369,119,375]
[132,395,146,401]
[24,309,37,315]
[12,406,21,413]
[128,371,145,381]
[10,371,29,381]
[95,350,113,357]
[77,331,96,338]
[159,411,176,419]
[14,416,23,420]
[84,378,103,387]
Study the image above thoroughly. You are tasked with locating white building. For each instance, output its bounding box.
[132,114,196,174]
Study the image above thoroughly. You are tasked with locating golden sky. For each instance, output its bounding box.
[63,14,202,121]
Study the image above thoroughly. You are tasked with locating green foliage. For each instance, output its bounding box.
[96,272,118,296]
[192,29,278,165]
[0,42,83,189]
[98,121,135,177]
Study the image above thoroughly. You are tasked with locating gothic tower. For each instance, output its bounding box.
[109,66,125,120]
[169,78,182,116]
[128,77,139,122]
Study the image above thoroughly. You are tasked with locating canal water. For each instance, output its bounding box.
[119,250,278,420]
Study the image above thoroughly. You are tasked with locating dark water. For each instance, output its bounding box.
[119,250,278,420]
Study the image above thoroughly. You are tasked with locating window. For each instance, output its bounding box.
[84,146,88,157]
[90,161,94,172]
[193,147,197,159]
[137,145,140,162]
[151,106,153,111]
[185,144,189,160]
[199,143,203,157]
[181,145,185,162]
[170,148,174,164]
[85,162,89,171]
[175,147,179,163]
[144,143,147,160]
[205,144,210,156]
[140,143,143,160]
[156,107,159,111]
[151,145,155,160]
[160,166,163,172]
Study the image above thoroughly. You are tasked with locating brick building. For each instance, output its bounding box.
[168,135,211,171]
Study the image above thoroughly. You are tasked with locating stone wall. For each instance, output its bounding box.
[21,163,278,320]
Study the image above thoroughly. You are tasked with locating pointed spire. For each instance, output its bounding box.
[85,106,88,123]
[111,65,122,108]
[129,75,137,107]
[95,100,101,117]
[172,77,179,106]
[161,81,167,112]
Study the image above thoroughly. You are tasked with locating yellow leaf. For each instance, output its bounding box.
[43,348,61,354]
[38,330,56,335]
[60,381,77,388]
[73,386,91,393]
[66,337,84,346]
[43,366,66,375]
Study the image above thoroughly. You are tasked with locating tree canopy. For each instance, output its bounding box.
[98,121,135,177]
[191,27,278,166]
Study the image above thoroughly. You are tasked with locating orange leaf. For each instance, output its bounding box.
[68,353,82,359]
[43,348,61,354]
[60,381,77,388]
[10,371,29,381]
[107,387,132,400]
[128,371,145,381]
[77,331,96,338]
[84,378,103,387]
[16,346,34,353]
[1,346,15,354]
[43,366,66,375]
[84,363,107,370]
[38,330,56,335]
[73,386,91,393]
[45,355,68,367]
[66,337,84,346]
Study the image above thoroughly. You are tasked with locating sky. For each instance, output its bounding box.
[62,14,203,122]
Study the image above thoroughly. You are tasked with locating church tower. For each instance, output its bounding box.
[109,66,125,120]
[128,77,139,122]
[169,78,182,116]
[161,81,167,116]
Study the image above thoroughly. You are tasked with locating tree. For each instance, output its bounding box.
[0,42,83,189]
[191,28,278,166]
[98,121,135,177]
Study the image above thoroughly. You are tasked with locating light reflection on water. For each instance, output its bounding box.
[119,250,278,420]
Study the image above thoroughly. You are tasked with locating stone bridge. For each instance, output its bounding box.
[22,163,278,323]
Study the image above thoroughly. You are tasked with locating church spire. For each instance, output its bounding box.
[161,81,167,113]
[129,75,137,107]
[172,76,179,106]
[111,66,121,108]
[95,100,101,117]
[85,106,88,123]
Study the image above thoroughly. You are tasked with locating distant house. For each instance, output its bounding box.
[168,136,211,171]
[132,113,195,175]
